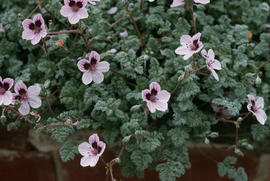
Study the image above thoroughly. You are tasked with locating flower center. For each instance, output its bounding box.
[0,82,9,95]
[18,88,27,100]
[91,141,102,155]
[29,20,42,34]
[190,39,199,51]
[69,0,83,12]
[146,88,158,102]
[83,58,98,71]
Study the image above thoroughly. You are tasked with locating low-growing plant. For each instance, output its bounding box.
[1,0,270,180]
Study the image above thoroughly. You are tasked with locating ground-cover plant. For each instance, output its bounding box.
[1,0,270,180]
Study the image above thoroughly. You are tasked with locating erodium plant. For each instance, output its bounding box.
[1,0,270,180]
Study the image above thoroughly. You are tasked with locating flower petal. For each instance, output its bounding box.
[22,19,34,30]
[175,46,190,56]
[209,68,219,81]
[28,85,41,96]
[256,97,264,109]
[22,30,35,40]
[80,155,99,167]
[33,13,45,25]
[254,109,267,125]
[96,61,110,72]
[92,71,104,84]
[208,49,215,60]
[77,8,89,20]
[28,96,41,108]
[19,101,30,115]
[82,71,93,85]
[89,134,100,145]
[180,35,192,45]
[89,51,100,63]
[170,0,185,7]
[157,90,170,102]
[150,82,161,93]
[201,49,208,58]
[192,32,201,41]
[31,34,42,45]
[194,0,210,4]
[78,142,91,156]
[147,102,156,113]
[154,101,168,112]
[97,141,106,156]
[142,89,151,102]
[2,91,13,105]
[3,78,14,90]
[15,81,27,94]
[77,59,89,72]
[212,60,221,70]
[68,14,80,24]
[0,95,3,105]
[60,6,73,17]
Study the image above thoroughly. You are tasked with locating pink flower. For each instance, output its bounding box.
[13,81,41,115]
[201,49,222,81]
[77,51,110,85]
[142,82,171,113]
[0,77,14,106]
[170,0,185,7]
[60,0,89,24]
[171,0,209,7]
[175,33,204,60]
[194,0,210,4]
[87,0,100,5]
[22,14,47,45]
[78,134,106,167]
[247,95,267,125]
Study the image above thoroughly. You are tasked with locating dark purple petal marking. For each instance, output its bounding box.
[35,20,42,27]
[29,23,35,30]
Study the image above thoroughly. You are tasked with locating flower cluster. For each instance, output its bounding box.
[0,77,41,115]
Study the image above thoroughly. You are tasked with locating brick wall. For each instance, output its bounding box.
[0,127,268,181]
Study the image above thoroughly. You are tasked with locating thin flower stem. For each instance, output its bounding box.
[189,0,197,34]
[140,0,144,10]
[221,119,235,124]
[110,15,126,28]
[171,65,207,95]
[48,29,80,35]
[35,124,75,129]
[26,4,40,19]
[45,93,66,123]
[125,3,144,47]
[109,68,134,82]
[235,125,239,148]
[80,33,92,51]
[259,59,270,70]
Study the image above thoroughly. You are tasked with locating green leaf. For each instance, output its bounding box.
[59,140,82,162]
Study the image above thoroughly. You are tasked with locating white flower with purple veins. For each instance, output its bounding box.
[78,134,106,167]
[142,82,171,113]
[22,14,47,45]
[77,51,110,85]
[60,0,88,24]
[201,49,222,81]
[247,95,267,125]
[171,0,209,7]
[87,0,100,5]
[0,77,14,106]
[175,32,204,60]
[13,81,41,115]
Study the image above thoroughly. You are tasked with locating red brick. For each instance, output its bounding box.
[0,150,56,181]
[0,127,29,151]
[57,146,260,181]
